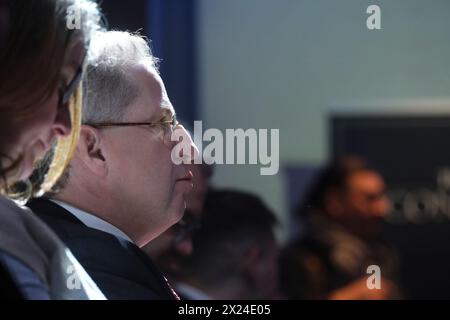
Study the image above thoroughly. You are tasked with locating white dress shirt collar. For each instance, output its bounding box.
[51,199,133,243]
[175,282,212,300]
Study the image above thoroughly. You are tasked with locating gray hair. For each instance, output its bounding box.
[50,31,159,193]
[65,0,104,46]
[82,30,160,124]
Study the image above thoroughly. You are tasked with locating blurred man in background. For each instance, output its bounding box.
[280,156,401,299]
[177,189,281,300]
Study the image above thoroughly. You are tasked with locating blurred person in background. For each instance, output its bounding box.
[178,189,281,300]
[0,0,104,299]
[279,155,401,299]
[143,162,213,283]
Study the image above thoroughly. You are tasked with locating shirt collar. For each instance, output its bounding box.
[51,199,133,243]
[175,283,212,300]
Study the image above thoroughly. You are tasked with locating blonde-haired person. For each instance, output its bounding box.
[0,0,105,299]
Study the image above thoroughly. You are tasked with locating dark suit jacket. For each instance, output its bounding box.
[28,198,177,300]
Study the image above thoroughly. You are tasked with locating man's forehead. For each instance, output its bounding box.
[154,69,175,115]
[132,62,175,118]
[147,95,175,121]
[348,171,385,191]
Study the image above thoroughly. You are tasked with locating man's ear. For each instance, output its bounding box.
[75,125,108,177]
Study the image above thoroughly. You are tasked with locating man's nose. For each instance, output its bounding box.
[171,124,199,164]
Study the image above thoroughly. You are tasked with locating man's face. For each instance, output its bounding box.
[343,170,390,219]
[104,63,198,246]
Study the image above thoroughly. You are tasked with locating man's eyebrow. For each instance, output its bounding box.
[161,100,175,115]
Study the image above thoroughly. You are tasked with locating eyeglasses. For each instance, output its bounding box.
[86,114,179,138]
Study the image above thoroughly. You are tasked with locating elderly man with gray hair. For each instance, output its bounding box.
[29,30,199,299]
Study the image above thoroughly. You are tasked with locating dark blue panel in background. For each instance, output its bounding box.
[147,0,198,126]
